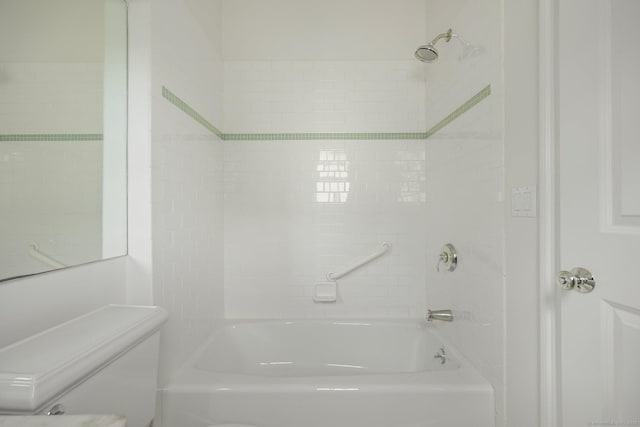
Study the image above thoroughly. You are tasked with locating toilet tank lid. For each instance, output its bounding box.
[0,304,168,413]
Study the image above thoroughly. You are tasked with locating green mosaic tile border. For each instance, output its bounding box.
[0,134,103,142]
[223,132,428,141]
[162,84,491,141]
[162,86,224,139]
[425,84,491,137]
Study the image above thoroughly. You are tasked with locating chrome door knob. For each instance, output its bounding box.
[557,267,596,293]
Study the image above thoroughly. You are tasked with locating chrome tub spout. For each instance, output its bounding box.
[426,309,454,322]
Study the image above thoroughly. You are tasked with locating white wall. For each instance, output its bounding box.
[221,0,428,319]
[224,139,427,318]
[223,61,426,133]
[222,0,426,61]
[0,257,127,348]
[422,0,505,425]
[148,0,225,383]
[504,0,540,425]
[0,0,104,62]
[422,1,543,426]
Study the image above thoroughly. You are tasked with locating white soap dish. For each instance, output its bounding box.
[313,281,337,303]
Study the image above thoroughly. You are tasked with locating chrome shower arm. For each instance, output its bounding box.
[430,29,453,46]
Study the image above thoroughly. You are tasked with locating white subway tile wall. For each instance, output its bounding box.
[224,139,426,318]
[152,106,224,375]
[222,58,427,319]
[150,0,225,382]
[224,61,427,133]
[423,0,505,425]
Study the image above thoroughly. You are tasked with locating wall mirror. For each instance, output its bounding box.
[0,0,127,281]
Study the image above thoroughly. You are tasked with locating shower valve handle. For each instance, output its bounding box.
[437,244,457,272]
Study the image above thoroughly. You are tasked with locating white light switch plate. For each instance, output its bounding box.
[511,186,537,217]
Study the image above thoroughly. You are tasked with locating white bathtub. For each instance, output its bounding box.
[161,320,494,427]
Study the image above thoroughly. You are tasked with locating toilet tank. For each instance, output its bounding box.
[0,305,168,427]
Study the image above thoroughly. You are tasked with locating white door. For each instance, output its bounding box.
[558,0,640,426]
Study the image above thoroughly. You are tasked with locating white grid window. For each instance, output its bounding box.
[315,149,350,203]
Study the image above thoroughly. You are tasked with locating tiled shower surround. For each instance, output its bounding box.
[162,61,491,318]
[153,0,505,423]
[161,55,498,361]
[224,139,427,318]
[222,60,428,318]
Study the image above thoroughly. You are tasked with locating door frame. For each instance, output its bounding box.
[539,0,560,425]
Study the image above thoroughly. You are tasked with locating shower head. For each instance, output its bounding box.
[415,28,453,63]
[415,45,439,62]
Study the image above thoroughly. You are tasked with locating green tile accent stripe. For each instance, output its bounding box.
[162,84,491,141]
[162,86,224,139]
[0,134,103,142]
[223,132,429,141]
[425,84,491,138]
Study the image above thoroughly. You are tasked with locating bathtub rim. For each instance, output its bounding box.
[163,318,494,394]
